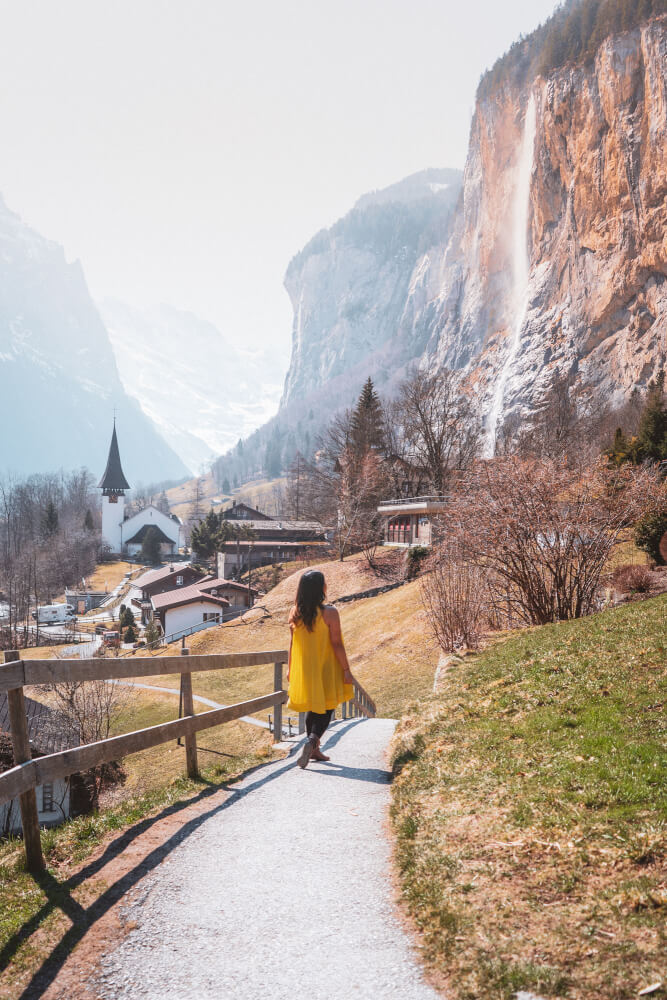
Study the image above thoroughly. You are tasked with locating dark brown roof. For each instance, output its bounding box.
[223,502,272,521]
[98,424,130,493]
[0,693,78,772]
[151,584,231,613]
[198,578,258,596]
[134,564,203,591]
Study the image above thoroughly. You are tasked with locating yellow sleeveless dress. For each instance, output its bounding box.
[287,608,353,714]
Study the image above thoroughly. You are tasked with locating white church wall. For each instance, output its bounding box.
[122,505,182,550]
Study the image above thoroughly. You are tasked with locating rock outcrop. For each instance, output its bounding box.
[276,16,666,451]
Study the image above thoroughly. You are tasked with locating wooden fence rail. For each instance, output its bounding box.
[0,647,376,873]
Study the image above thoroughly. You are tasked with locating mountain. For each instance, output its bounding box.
[213,4,666,484]
[409,7,667,447]
[100,300,286,474]
[0,196,189,484]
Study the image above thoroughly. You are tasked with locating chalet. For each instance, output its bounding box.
[131,564,207,623]
[216,504,328,579]
[197,577,258,612]
[377,495,447,547]
[0,694,78,835]
[151,584,231,641]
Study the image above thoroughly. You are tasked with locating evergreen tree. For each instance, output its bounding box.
[83,509,95,531]
[637,370,667,462]
[144,618,161,644]
[634,510,667,565]
[41,500,59,538]
[156,491,170,515]
[222,477,231,494]
[350,377,385,454]
[120,606,136,629]
[124,622,138,644]
[141,526,163,565]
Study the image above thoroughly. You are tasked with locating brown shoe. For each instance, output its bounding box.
[297,735,316,769]
[311,738,330,762]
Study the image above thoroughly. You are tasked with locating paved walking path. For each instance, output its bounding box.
[94,718,440,1000]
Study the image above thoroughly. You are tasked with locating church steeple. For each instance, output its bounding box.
[98,422,130,501]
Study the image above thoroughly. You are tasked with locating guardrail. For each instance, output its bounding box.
[0,647,376,873]
[0,647,288,872]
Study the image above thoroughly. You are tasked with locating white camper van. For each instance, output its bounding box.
[32,603,76,625]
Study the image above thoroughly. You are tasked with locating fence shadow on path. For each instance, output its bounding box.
[3,748,298,998]
[6,719,373,999]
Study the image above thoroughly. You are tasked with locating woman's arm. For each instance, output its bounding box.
[323,606,354,683]
[287,606,296,681]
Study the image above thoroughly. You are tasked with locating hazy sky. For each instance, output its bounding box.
[0,0,559,370]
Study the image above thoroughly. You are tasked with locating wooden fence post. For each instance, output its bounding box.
[273,662,283,743]
[180,647,198,779]
[4,651,44,873]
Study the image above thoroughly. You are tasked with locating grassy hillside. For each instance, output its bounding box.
[391,595,667,1000]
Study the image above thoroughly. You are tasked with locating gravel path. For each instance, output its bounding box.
[94,718,440,1000]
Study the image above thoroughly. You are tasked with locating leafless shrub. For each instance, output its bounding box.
[435,458,665,626]
[611,564,653,594]
[49,678,128,806]
[420,544,487,651]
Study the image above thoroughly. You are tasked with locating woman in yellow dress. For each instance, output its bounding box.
[287,570,355,769]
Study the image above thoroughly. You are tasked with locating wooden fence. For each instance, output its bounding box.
[0,648,376,873]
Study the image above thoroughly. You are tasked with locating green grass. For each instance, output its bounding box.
[391,594,666,1000]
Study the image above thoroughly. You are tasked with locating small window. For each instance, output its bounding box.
[203,612,220,623]
[41,783,54,813]
[176,575,183,586]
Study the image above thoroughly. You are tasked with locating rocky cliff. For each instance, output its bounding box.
[0,197,189,482]
[275,13,666,455]
[416,13,667,447]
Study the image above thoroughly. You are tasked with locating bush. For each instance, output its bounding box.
[634,510,667,565]
[123,624,137,643]
[406,545,429,580]
[612,564,653,595]
[420,546,486,652]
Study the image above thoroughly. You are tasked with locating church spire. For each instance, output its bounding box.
[98,421,130,498]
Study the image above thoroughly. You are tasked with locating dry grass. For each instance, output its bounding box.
[84,561,136,593]
[391,594,667,1000]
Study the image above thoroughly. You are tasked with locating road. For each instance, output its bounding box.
[90,718,440,1000]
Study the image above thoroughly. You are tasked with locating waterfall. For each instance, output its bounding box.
[485,92,537,455]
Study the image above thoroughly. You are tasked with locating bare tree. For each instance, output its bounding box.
[432,458,665,627]
[398,367,482,494]
[420,542,487,651]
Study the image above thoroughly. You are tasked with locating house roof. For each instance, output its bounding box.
[219,540,326,549]
[198,577,259,596]
[125,524,176,545]
[222,502,273,521]
[98,424,130,493]
[134,563,202,591]
[0,693,78,771]
[151,584,231,613]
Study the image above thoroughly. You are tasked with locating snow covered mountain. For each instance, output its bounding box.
[100,300,286,474]
[0,195,189,483]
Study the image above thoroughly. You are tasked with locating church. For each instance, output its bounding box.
[98,424,183,556]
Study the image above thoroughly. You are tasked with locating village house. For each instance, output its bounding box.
[376,460,447,547]
[216,501,328,579]
[130,563,207,623]
[0,694,79,835]
[150,584,231,641]
[98,424,183,557]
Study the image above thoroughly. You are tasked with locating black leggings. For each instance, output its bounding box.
[305,710,333,739]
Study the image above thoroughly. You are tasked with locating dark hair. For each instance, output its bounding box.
[294,570,326,631]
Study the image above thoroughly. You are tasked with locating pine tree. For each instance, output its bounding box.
[637,370,667,463]
[350,377,385,454]
[156,491,170,515]
[41,501,59,538]
[222,477,231,494]
[83,509,95,531]
[124,622,138,644]
[141,526,163,565]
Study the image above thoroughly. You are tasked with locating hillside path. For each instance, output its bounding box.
[93,718,440,1000]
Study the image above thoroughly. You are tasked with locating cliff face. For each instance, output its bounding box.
[280,169,462,410]
[277,17,666,451]
[415,16,667,437]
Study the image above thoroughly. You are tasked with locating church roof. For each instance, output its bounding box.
[98,425,130,492]
[124,524,175,545]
